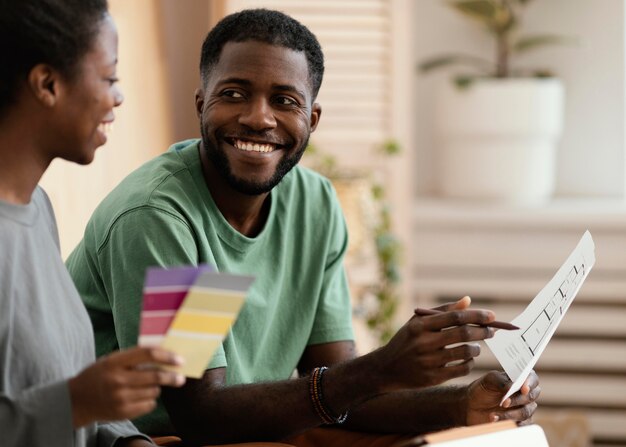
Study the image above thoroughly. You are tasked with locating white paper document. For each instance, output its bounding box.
[485,231,595,402]
[430,424,549,447]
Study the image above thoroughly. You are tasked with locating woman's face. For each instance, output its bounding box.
[52,13,123,165]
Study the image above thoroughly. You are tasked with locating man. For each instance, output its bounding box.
[67,8,539,446]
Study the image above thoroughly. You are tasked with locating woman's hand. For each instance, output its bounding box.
[69,346,185,428]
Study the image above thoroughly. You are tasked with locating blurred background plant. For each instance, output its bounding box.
[419,0,575,87]
[305,140,401,345]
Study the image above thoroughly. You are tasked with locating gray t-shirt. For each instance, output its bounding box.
[0,187,145,447]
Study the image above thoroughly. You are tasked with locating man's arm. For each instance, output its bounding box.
[300,338,540,434]
[343,370,540,434]
[296,341,469,434]
[162,308,503,445]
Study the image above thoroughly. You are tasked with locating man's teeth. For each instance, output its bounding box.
[234,139,275,153]
[98,122,113,135]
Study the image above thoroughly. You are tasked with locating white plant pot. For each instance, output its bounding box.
[435,78,564,203]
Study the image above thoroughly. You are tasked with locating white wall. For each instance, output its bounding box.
[158,0,209,142]
[413,0,626,199]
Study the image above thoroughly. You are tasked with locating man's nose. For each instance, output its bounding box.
[238,97,277,130]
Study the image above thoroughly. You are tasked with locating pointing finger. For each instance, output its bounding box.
[420,309,496,331]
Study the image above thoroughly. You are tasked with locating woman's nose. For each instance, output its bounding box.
[113,86,124,107]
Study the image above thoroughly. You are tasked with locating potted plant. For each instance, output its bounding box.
[419,0,573,203]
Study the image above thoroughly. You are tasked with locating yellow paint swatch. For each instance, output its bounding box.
[162,335,223,379]
[183,290,245,313]
[169,311,234,333]
[161,271,254,378]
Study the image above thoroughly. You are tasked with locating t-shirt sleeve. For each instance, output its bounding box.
[67,204,228,433]
[0,380,74,446]
[96,420,151,447]
[95,206,229,370]
[307,184,355,345]
[95,206,201,351]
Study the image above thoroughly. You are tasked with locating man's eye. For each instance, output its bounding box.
[275,96,297,106]
[223,90,244,98]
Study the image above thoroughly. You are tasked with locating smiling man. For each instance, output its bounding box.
[67,9,540,447]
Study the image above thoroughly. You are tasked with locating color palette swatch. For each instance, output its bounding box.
[139,265,253,378]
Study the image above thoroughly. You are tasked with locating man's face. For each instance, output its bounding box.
[196,40,321,195]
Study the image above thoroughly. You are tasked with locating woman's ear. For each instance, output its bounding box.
[27,64,59,108]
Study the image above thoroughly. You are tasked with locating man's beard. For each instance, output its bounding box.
[200,125,308,196]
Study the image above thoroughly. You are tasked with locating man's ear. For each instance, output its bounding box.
[27,64,59,108]
[194,88,205,119]
[310,102,322,132]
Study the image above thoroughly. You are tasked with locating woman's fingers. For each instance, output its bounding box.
[107,346,185,369]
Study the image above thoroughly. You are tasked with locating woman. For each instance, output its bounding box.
[0,1,185,446]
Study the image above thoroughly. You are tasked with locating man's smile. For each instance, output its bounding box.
[224,137,289,154]
[233,138,275,153]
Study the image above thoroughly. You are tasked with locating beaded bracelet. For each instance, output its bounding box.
[309,366,348,425]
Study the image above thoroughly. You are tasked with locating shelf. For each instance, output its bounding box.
[414,198,626,231]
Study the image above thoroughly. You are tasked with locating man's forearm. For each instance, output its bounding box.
[162,353,390,445]
[342,386,468,435]
[162,351,472,445]
[163,376,469,445]
[163,375,324,445]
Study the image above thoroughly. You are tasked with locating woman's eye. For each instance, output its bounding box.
[108,77,119,86]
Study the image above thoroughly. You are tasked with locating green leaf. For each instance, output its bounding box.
[380,139,401,156]
[419,56,462,72]
[449,0,497,23]
[371,184,384,200]
[513,34,578,53]
[531,69,554,78]
[454,75,476,89]
[492,9,516,34]
[419,54,492,73]
[305,142,318,155]
[449,1,519,35]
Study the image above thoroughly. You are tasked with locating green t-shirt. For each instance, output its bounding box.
[66,139,354,435]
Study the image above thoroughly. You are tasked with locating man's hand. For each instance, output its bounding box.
[433,295,473,312]
[465,370,540,425]
[69,347,186,428]
[369,296,496,392]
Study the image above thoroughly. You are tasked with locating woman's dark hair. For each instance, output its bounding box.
[0,0,109,116]
[200,8,324,100]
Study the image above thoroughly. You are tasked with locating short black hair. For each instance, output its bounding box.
[0,0,109,117]
[200,8,324,100]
